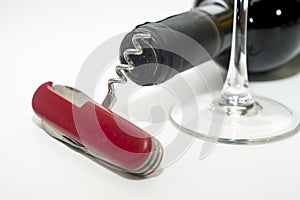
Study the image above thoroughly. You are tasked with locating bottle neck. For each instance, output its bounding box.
[196,0,233,52]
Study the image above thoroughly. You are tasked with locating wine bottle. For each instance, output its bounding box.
[120,0,300,86]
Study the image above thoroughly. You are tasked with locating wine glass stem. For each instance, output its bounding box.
[221,0,254,107]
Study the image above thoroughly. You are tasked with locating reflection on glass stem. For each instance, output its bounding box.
[210,0,262,116]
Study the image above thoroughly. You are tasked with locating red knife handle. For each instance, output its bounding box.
[32,82,163,175]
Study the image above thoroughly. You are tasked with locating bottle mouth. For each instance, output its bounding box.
[120,25,177,86]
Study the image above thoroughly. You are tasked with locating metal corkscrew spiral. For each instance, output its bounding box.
[102,32,153,109]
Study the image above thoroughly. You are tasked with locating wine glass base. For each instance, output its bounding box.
[170,95,300,145]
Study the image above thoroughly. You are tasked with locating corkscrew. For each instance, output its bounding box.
[102,32,153,109]
[32,31,163,176]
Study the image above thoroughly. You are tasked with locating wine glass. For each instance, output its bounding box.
[170,0,300,144]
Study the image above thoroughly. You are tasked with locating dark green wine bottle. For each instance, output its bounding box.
[120,0,300,86]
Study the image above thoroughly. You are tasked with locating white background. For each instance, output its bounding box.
[1,0,300,199]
